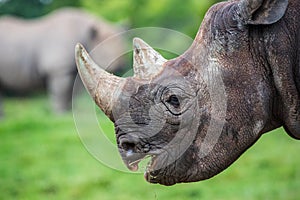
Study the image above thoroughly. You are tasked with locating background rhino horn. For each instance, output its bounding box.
[133,37,167,79]
[75,43,124,117]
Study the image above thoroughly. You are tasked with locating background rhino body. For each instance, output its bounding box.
[0,8,124,114]
[76,0,299,186]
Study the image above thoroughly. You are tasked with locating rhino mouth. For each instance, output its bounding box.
[121,149,164,181]
[122,149,177,185]
[122,150,158,172]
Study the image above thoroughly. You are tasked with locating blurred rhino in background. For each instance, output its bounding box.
[0,8,126,115]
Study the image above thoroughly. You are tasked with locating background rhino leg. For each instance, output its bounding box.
[47,73,74,113]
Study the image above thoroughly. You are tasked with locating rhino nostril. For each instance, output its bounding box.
[120,141,136,152]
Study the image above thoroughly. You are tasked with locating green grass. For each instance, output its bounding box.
[0,96,299,200]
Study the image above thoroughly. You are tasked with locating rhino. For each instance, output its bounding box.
[0,8,124,114]
[75,0,299,186]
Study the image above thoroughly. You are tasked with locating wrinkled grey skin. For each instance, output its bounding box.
[76,0,299,186]
[0,8,124,114]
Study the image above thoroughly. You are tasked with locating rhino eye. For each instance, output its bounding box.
[166,95,180,108]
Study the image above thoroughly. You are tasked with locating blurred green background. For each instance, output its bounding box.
[0,0,218,37]
[0,0,299,199]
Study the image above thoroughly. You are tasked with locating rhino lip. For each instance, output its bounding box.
[122,150,158,173]
[122,150,148,171]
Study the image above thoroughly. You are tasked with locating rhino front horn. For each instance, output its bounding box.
[133,37,167,79]
[75,43,124,117]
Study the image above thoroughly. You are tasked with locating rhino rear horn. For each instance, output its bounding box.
[238,0,288,25]
[75,43,124,118]
[133,37,167,79]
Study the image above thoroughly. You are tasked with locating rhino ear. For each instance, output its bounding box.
[238,0,288,25]
[133,37,167,79]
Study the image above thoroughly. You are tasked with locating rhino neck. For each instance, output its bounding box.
[258,2,300,139]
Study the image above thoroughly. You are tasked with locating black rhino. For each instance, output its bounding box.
[0,8,124,115]
[75,0,299,185]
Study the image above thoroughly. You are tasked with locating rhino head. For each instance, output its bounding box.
[75,0,299,185]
